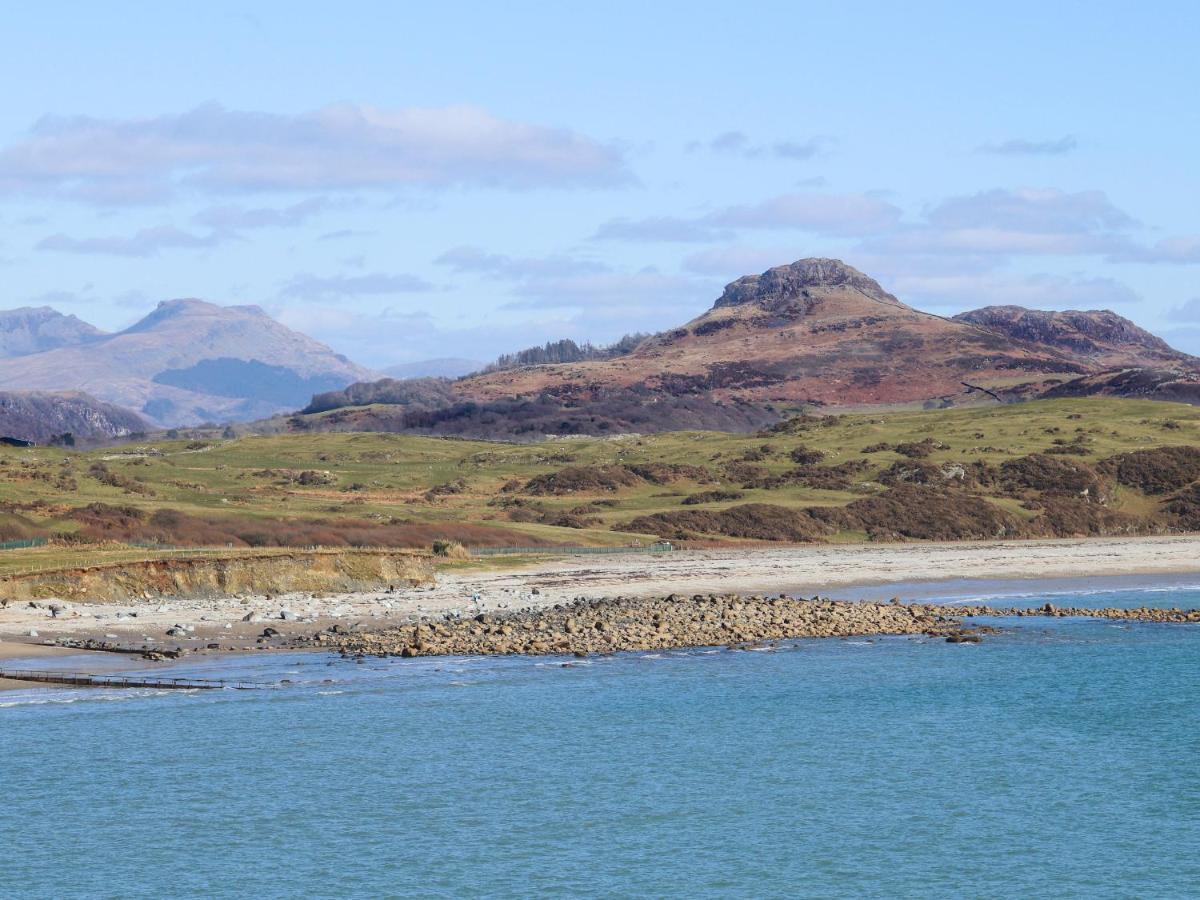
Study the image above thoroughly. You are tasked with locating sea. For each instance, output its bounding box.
[2,576,1200,899]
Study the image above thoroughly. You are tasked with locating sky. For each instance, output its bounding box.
[1,0,1198,369]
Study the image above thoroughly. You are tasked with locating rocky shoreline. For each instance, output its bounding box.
[304,594,1198,659]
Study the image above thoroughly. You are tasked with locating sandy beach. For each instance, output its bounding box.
[1,536,1199,663]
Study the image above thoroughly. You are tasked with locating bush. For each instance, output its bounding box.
[1098,446,1200,495]
[625,503,834,542]
[432,540,471,558]
[1000,454,1107,499]
[524,465,643,495]
[681,490,744,505]
[842,486,1020,541]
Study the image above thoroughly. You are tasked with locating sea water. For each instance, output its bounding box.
[2,580,1200,899]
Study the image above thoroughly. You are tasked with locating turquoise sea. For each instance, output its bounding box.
[3,577,1200,899]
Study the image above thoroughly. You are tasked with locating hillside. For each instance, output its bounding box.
[1,399,1199,555]
[0,299,373,427]
[295,257,1197,437]
[0,391,147,444]
[460,258,1187,407]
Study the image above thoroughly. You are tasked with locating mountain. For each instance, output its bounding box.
[290,257,1199,437]
[456,258,1182,408]
[0,307,104,358]
[0,391,147,444]
[0,300,373,426]
[382,358,483,379]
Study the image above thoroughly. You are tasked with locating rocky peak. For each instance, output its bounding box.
[712,258,904,309]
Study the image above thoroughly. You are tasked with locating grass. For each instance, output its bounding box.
[0,397,1197,564]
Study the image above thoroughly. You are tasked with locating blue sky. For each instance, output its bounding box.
[1,1,1198,368]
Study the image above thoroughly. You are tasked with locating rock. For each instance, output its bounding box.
[261,627,280,638]
[26,629,38,637]
[165,627,186,637]
[280,610,298,621]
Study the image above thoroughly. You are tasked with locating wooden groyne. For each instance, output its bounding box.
[0,669,269,690]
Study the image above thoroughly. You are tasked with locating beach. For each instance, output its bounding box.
[1,536,1200,662]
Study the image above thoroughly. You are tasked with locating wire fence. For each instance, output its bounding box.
[0,538,48,551]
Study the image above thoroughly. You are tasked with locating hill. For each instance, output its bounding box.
[2,398,1200,555]
[0,299,373,427]
[0,391,147,444]
[295,257,1196,437]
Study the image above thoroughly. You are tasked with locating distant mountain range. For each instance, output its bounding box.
[0,300,375,427]
[294,258,1200,438]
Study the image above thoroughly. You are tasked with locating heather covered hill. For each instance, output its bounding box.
[0,299,373,427]
[291,257,1197,437]
[460,258,1193,408]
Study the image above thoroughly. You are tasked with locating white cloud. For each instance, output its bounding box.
[0,103,630,205]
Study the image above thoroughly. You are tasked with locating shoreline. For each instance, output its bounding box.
[1,535,1199,677]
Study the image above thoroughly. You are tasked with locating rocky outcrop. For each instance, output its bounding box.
[712,257,905,309]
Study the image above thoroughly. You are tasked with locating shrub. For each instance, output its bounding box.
[681,490,744,505]
[1097,446,1200,495]
[524,465,643,495]
[432,540,471,558]
[842,485,1020,541]
[625,503,834,542]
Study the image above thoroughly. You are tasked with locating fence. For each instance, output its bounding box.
[0,538,47,551]
[471,542,676,557]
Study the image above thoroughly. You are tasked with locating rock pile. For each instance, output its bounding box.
[317,594,984,658]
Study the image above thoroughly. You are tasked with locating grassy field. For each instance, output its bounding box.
[0,397,1197,570]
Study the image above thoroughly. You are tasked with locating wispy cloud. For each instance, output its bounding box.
[0,103,631,205]
[280,271,435,302]
[892,271,1140,309]
[1167,297,1200,322]
[594,191,901,244]
[435,246,609,279]
[688,131,834,160]
[592,216,726,243]
[977,135,1078,156]
[37,226,222,257]
[192,196,343,230]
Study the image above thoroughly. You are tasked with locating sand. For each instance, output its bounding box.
[1,536,1199,657]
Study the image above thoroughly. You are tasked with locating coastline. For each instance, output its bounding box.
[1,535,1199,676]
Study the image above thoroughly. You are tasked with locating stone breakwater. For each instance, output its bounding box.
[314,596,1200,659]
[317,595,991,658]
[954,603,1200,623]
